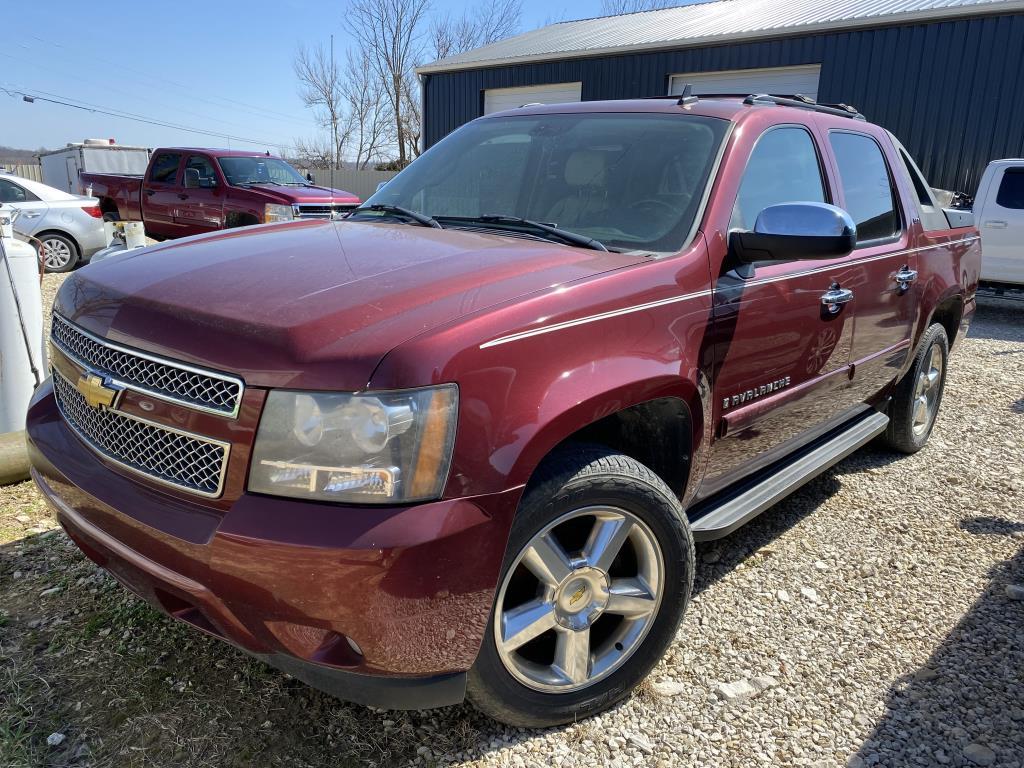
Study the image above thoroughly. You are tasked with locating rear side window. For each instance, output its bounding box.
[0,179,39,202]
[829,132,900,244]
[731,127,825,231]
[149,153,181,184]
[995,168,1024,209]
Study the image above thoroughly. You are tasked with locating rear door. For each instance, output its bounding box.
[174,154,224,236]
[978,165,1024,284]
[703,124,859,496]
[0,177,49,237]
[825,129,917,403]
[142,151,183,237]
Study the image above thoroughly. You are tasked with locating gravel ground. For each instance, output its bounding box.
[1,274,1021,767]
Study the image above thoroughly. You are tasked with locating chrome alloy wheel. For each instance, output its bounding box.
[912,343,943,436]
[41,238,73,270]
[494,506,664,693]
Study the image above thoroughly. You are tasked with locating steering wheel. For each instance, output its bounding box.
[627,198,677,217]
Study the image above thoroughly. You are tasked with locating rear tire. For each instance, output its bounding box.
[36,233,79,273]
[467,445,694,727]
[882,323,949,453]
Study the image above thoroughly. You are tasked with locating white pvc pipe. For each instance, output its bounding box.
[0,206,46,436]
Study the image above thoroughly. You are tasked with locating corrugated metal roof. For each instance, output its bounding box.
[418,0,1024,73]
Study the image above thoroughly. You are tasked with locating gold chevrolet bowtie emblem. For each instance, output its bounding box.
[76,374,118,410]
[569,584,587,607]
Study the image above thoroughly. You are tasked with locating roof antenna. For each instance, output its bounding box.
[677,83,698,106]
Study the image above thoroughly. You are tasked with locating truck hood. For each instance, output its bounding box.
[235,184,360,205]
[57,220,642,390]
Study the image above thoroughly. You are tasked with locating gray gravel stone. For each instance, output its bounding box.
[964,743,996,766]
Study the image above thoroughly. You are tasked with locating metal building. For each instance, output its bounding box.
[417,0,1024,193]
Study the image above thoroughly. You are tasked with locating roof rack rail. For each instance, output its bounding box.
[646,87,865,120]
[743,93,866,120]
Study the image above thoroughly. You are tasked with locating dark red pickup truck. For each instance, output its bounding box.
[29,95,980,727]
[82,148,360,239]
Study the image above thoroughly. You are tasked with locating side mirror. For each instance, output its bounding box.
[183,168,201,189]
[199,176,216,188]
[306,172,314,182]
[730,202,856,264]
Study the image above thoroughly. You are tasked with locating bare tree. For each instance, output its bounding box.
[347,0,431,167]
[294,43,346,167]
[342,47,393,169]
[600,0,677,14]
[292,135,336,169]
[430,0,523,61]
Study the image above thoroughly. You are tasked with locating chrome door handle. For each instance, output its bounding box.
[894,266,918,290]
[984,220,1008,229]
[21,211,41,218]
[821,287,854,314]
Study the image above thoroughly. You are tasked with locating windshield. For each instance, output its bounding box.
[363,112,728,253]
[217,156,307,186]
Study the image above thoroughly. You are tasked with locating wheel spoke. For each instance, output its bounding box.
[554,626,591,684]
[501,599,557,652]
[606,577,657,618]
[584,513,633,572]
[926,367,940,389]
[521,534,573,588]
[913,396,928,426]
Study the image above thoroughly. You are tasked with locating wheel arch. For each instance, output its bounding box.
[33,228,81,256]
[506,371,709,505]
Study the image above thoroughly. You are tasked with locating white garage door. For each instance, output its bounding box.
[668,65,821,100]
[483,82,583,115]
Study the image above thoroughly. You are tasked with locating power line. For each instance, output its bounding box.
[20,35,319,128]
[2,86,300,152]
[0,51,315,135]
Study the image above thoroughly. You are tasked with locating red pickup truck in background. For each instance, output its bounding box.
[82,148,360,239]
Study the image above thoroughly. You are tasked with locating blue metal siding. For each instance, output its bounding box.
[422,13,1024,193]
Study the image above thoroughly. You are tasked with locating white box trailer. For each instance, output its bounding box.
[39,140,151,195]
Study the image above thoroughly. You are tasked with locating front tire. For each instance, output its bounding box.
[882,323,949,453]
[467,446,694,727]
[36,233,79,273]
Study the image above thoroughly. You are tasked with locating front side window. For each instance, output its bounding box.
[0,179,38,202]
[995,168,1024,210]
[184,155,218,187]
[363,112,729,253]
[730,126,826,232]
[829,132,900,244]
[149,153,181,185]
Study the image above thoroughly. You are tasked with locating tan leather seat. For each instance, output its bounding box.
[547,150,608,228]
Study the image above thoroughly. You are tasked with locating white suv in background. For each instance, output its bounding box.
[974,159,1024,287]
[0,172,107,272]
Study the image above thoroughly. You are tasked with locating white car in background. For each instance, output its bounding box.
[0,172,107,272]
[974,159,1024,287]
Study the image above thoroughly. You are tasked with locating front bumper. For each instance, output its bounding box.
[27,382,522,710]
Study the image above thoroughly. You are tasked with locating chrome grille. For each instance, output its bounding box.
[51,314,243,417]
[294,203,358,219]
[52,370,229,497]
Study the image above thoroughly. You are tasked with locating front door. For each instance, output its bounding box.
[141,151,183,238]
[174,155,224,236]
[702,124,858,497]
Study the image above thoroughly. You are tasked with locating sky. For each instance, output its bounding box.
[1,0,609,154]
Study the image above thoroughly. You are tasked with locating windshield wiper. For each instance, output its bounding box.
[348,204,442,229]
[440,214,608,252]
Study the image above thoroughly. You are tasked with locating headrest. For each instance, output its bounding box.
[564,150,606,187]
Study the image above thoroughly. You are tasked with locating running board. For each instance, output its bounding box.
[689,411,890,541]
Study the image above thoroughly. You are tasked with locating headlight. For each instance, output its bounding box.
[248,385,458,504]
[264,203,294,223]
